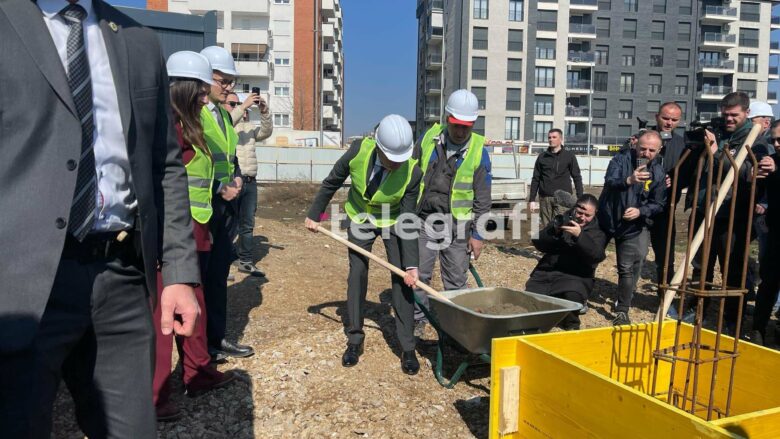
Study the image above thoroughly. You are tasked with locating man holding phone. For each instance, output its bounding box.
[223,90,273,277]
[598,131,666,325]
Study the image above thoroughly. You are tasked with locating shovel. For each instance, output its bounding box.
[316,225,453,303]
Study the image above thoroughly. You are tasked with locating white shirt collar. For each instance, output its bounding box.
[38,0,96,24]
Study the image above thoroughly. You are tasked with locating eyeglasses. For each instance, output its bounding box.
[772,137,780,144]
[212,77,236,88]
[227,101,241,108]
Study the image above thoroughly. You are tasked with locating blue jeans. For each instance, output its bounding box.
[236,178,258,262]
[614,229,650,313]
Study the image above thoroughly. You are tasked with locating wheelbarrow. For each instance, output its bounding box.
[315,226,581,388]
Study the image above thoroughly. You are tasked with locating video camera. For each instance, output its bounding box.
[551,190,582,229]
[684,117,725,148]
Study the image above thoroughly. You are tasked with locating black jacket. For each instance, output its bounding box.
[526,215,607,299]
[598,148,666,239]
[307,140,423,268]
[528,147,584,201]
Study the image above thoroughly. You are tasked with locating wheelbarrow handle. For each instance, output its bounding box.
[316,225,452,303]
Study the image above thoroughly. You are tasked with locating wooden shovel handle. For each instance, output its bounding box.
[316,225,452,303]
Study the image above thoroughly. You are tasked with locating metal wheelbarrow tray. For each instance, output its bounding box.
[417,286,582,387]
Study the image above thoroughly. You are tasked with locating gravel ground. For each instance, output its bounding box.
[50,184,777,438]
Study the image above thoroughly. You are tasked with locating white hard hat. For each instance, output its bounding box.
[445,89,479,123]
[374,114,414,163]
[749,100,774,119]
[200,46,238,76]
[166,51,214,84]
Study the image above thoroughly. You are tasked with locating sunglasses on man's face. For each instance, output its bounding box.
[772,137,780,144]
[227,101,241,108]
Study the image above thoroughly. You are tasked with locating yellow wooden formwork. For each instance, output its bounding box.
[489,321,780,439]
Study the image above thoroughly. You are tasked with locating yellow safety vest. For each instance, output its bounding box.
[200,105,238,184]
[185,145,214,224]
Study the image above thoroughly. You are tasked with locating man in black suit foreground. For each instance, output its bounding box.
[0,1,200,436]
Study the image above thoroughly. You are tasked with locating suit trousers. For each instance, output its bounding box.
[0,235,156,439]
[346,222,416,352]
[205,198,236,348]
[413,220,470,322]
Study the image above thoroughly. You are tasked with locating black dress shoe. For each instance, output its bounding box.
[214,339,254,358]
[341,343,363,367]
[401,350,419,375]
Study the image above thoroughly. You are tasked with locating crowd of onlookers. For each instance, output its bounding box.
[526,92,780,344]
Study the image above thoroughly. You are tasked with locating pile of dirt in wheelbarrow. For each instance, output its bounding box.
[48,183,775,438]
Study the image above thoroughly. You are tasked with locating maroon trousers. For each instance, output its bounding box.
[152,256,218,405]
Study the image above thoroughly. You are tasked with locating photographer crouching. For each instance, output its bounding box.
[526,194,607,330]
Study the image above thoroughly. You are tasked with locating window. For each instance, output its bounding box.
[619,100,633,119]
[473,0,489,19]
[537,11,557,31]
[620,73,634,93]
[536,39,556,60]
[594,71,608,92]
[471,87,486,109]
[472,56,487,80]
[273,0,290,3]
[675,76,688,95]
[595,45,609,65]
[273,113,290,127]
[596,17,610,38]
[618,125,633,138]
[678,22,691,41]
[505,117,521,140]
[676,101,687,120]
[591,124,606,143]
[650,47,663,67]
[623,19,637,39]
[740,2,760,22]
[509,0,523,21]
[592,98,607,118]
[535,67,555,88]
[534,121,553,142]
[622,46,635,66]
[473,27,488,50]
[598,0,611,10]
[274,84,290,96]
[624,0,637,12]
[737,79,758,98]
[534,95,554,115]
[508,29,523,51]
[653,0,665,13]
[676,49,690,68]
[739,54,758,73]
[740,28,759,48]
[507,59,523,81]
[274,56,291,66]
[506,88,522,111]
[648,74,662,94]
[647,100,660,118]
[679,0,691,14]
[473,116,486,136]
[651,21,664,40]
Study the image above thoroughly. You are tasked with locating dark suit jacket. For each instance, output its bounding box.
[307,139,422,269]
[0,0,199,353]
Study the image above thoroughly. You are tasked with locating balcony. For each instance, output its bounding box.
[323,78,334,93]
[224,29,269,47]
[426,23,443,43]
[699,6,737,24]
[567,51,595,67]
[322,23,335,43]
[323,105,334,120]
[424,105,441,121]
[565,106,590,121]
[770,66,779,79]
[234,60,269,77]
[189,0,269,14]
[699,32,737,50]
[697,59,734,74]
[321,0,335,18]
[696,85,732,100]
[768,91,778,104]
[425,78,441,95]
[569,0,598,12]
[566,79,592,94]
[568,23,596,40]
[426,52,442,69]
[322,51,334,66]
[771,41,780,55]
[697,111,720,122]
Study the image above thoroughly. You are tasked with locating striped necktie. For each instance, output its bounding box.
[61,4,97,240]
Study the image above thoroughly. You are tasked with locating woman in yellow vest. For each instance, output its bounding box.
[305,115,423,375]
[152,51,235,421]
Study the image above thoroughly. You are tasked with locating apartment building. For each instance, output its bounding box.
[148,0,344,147]
[416,0,780,150]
